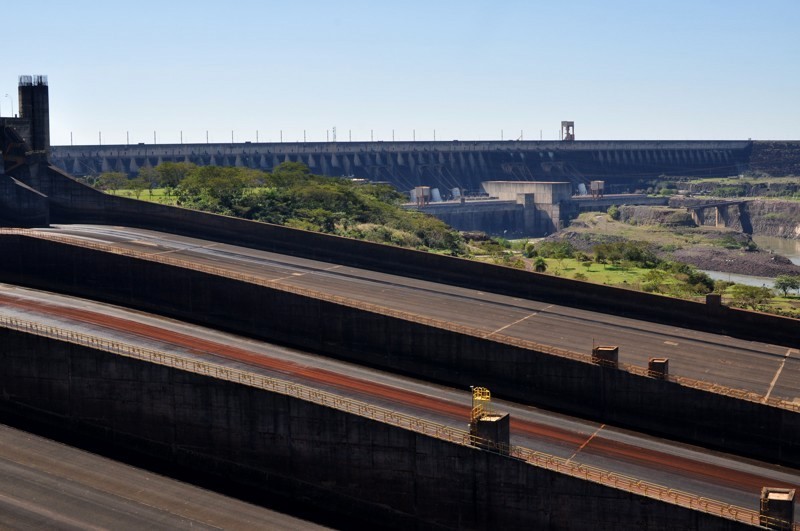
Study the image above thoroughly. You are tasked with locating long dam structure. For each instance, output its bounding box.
[50,139,756,193]
[2,75,800,529]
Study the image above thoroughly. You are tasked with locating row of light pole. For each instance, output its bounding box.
[72,128,560,146]
[75,129,559,146]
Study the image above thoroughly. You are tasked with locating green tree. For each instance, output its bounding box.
[156,162,197,193]
[176,166,260,213]
[128,176,149,199]
[642,269,666,292]
[523,241,537,258]
[96,171,128,193]
[729,284,774,309]
[661,261,714,293]
[269,161,313,187]
[533,257,548,273]
[137,167,160,198]
[169,161,465,254]
[536,241,575,260]
[774,275,800,297]
[594,243,624,267]
[607,204,620,220]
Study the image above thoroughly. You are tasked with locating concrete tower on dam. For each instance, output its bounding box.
[0,75,51,227]
[51,138,754,195]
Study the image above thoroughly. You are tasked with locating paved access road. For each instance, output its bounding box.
[1,282,798,515]
[0,422,330,531]
[34,224,800,404]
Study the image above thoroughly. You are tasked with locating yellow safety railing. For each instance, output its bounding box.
[472,386,491,403]
[1,227,798,417]
[0,313,791,529]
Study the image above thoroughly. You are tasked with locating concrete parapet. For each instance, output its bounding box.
[592,346,619,368]
[648,358,669,379]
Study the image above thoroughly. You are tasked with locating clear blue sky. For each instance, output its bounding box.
[3,0,798,145]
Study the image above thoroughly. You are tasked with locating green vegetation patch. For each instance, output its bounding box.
[91,162,464,254]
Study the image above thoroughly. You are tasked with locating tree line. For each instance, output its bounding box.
[89,162,464,254]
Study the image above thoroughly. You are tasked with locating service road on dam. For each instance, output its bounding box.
[28,224,800,405]
[1,282,798,513]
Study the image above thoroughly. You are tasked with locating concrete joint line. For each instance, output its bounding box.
[566,423,605,464]
[483,305,552,339]
[763,348,794,403]
[149,242,217,257]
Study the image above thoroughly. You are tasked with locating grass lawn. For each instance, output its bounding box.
[540,258,646,285]
[108,188,178,205]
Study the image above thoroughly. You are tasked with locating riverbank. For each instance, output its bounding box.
[550,212,800,278]
[672,246,799,277]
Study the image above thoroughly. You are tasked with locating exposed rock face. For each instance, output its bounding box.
[618,205,695,227]
[751,141,800,176]
[670,197,800,239]
[745,201,800,239]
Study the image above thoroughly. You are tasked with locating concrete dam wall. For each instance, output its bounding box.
[0,174,49,227]
[0,326,758,530]
[1,234,798,471]
[49,139,753,193]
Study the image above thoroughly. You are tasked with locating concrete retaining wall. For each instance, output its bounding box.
[1,234,798,469]
[0,328,755,530]
[0,174,49,227]
[414,201,526,236]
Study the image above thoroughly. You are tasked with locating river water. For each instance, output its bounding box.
[701,235,800,288]
[752,235,800,266]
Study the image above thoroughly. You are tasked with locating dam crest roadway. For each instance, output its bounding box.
[1,279,800,523]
